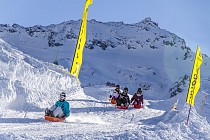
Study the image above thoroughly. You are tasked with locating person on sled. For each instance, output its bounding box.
[131,88,143,106]
[45,92,70,118]
[109,85,122,100]
[116,87,130,106]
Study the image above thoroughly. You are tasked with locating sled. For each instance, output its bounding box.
[44,116,65,122]
[111,99,117,104]
[133,104,142,109]
[117,106,128,109]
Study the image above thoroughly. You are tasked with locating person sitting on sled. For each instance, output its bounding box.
[116,87,130,106]
[45,92,70,118]
[109,85,122,100]
[131,88,143,106]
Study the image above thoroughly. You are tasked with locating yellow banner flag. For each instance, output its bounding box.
[70,0,93,78]
[186,46,203,106]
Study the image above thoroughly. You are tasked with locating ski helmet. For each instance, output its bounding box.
[137,88,142,94]
[123,87,128,93]
[60,92,66,100]
[124,87,128,91]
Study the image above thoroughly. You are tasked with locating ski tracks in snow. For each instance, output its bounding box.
[0,85,165,139]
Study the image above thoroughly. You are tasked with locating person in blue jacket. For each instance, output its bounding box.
[45,92,70,118]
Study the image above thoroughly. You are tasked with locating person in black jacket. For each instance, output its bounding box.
[116,87,130,106]
[131,88,143,106]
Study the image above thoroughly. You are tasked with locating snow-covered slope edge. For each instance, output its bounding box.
[0,38,83,112]
[134,105,210,140]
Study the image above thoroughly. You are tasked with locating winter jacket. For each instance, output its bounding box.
[110,88,122,99]
[131,93,143,105]
[55,100,70,117]
[116,92,130,106]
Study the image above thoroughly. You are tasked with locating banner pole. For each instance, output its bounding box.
[186,104,192,125]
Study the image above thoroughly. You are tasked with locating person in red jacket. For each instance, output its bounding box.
[131,88,143,106]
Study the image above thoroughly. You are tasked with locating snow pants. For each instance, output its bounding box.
[50,105,64,118]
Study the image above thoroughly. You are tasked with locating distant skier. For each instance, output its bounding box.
[116,87,130,106]
[131,88,143,106]
[45,92,70,118]
[109,85,122,100]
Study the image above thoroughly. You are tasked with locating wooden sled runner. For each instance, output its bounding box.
[44,116,65,122]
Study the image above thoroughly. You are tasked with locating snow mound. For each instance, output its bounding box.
[0,38,82,112]
[149,104,210,140]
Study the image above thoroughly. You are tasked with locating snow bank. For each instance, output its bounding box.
[0,38,82,112]
[147,104,210,140]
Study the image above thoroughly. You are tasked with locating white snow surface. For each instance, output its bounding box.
[1,38,210,139]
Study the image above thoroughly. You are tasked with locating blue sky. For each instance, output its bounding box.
[0,0,209,56]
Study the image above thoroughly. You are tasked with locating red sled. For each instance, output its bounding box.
[111,99,117,104]
[117,106,128,109]
[44,116,65,122]
[133,104,142,109]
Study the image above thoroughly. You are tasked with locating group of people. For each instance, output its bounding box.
[45,85,143,119]
[110,85,144,107]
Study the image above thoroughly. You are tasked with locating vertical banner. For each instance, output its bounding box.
[70,0,93,78]
[186,46,203,106]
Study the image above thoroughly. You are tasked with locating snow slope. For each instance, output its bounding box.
[1,38,210,139]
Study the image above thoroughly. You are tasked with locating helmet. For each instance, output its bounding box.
[137,88,142,95]
[137,88,142,92]
[124,87,128,91]
[60,92,66,100]
[122,87,128,95]
[116,85,120,88]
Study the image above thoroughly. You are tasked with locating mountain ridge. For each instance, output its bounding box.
[0,17,209,98]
